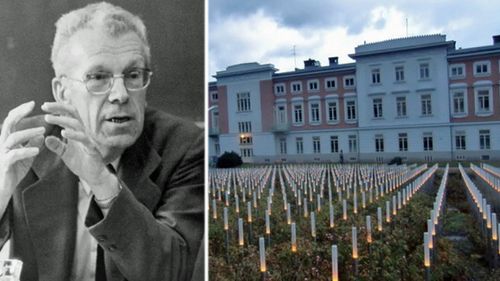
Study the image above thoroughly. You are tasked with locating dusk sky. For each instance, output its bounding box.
[208,0,500,81]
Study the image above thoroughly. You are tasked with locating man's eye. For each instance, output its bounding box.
[126,70,143,79]
[86,73,110,81]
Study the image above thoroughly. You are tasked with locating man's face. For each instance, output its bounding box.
[57,29,147,159]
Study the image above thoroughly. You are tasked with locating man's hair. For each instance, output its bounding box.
[51,2,150,76]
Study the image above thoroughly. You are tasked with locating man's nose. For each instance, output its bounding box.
[108,77,129,104]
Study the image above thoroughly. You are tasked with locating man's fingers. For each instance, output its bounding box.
[0,101,35,142]
[4,147,39,165]
[44,114,81,131]
[41,102,79,119]
[2,127,45,150]
[61,129,92,147]
[44,136,67,157]
[27,134,45,150]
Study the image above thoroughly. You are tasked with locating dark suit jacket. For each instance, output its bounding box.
[0,108,205,281]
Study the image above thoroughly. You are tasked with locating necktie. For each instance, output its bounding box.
[96,245,107,281]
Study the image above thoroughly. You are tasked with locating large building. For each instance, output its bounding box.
[208,34,500,163]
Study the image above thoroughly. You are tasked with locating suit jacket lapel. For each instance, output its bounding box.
[118,131,162,212]
[22,145,77,281]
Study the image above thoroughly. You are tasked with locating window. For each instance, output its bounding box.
[476,90,491,113]
[313,137,321,154]
[344,76,355,88]
[214,140,220,155]
[310,102,320,123]
[210,91,218,101]
[296,137,304,154]
[211,110,219,129]
[279,137,287,154]
[419,63,430,79]
[348,135,357,153]
[373,98,383,118]
[449,64,465,78]
[237,92,251,112]
[395,66,405,82]
[396,96,407,117]
[327,101,338,122]
[473,61,490,76]
[276,105,287,124]
[240,148,253,158]
[346,100,357,121]
[291,82,302,93]
[240,135,252,145]
[398,133,408,152]
[423,133,433,151]
[375,134,384,152]
[452,91,466,115]
[421,94,432,116]
[293,104,304,124]
[455,131,466,150]
[325,78,337,90]
[274,83,285,95]
[238,121,252,133]
[479,130,490,150]
[371,68,381,84]
[308,80,319,92]
[330,136,339,153]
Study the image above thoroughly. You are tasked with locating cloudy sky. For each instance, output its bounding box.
[208,0,500,80]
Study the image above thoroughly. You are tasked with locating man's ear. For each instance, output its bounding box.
[51,77,70,103]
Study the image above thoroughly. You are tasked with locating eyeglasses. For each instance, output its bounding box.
[61,68,153,95]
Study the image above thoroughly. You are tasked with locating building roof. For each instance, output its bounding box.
[213,62,278,79]
[447,44,500,59]
[273,63,356,80]
[349,34,455,59]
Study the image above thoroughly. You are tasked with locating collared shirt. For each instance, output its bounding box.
[71,159,120,281]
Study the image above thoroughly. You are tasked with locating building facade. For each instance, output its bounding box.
[209,34,500,163]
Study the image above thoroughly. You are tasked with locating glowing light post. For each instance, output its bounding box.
[342,199,347,221]
[424,232,431,281]
[265,210,271,247]
[286,203,292,225]
[366,215,372,254]
[329,203,335,229]
[224,207,230,263]
[311,212,317,242]
[259,237,266,281]
[247,202,253,244]
[238,218,244,247]
[492,213,498,267]
[352,226,359,277]
[377,207,383,232]
[332,245,339,281]
[427,219,434,264]
[212,199,217,220]
[291,222,297,253]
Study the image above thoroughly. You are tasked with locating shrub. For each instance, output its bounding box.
[216,151,243,168]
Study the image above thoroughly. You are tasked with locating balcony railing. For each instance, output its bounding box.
[209,127,220,137]
[271,122,290,133]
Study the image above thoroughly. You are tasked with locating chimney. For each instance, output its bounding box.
[493,35,500,45]
[329,57,339,66]
[304,58,320,68]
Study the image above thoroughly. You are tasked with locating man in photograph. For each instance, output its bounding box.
[0,2,204,280]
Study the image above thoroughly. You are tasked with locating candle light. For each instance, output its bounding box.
[317,194,321,212]
[377,207,382,231]
[362,191,366,209]
[238,218,244,246]
[311,212,316,239]
[265,210,271,235]
[492,213,497,241]
[366,215,372,243]
[329,203,335,228]
[386,201,391,223]
[424,232,430,267]
[353,192,358,214]
[352,226,358,259]
[332,245,338,281]
[212,199,217,219]
[304,198,309,218]
[235,195,240,214]
[486,204,492,229]
[259,237,266,273]
[247,202,253,223]
[223,207,229,231]
[291,222,297,252]
[392,195,397,216]
[286,203,291,225]
[343,199,347,220]
[427,219,433,249]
